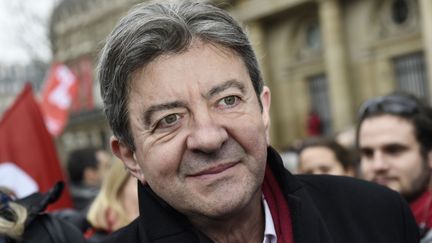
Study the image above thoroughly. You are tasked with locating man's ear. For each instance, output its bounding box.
[260,86,271,145]
[110,136,145,183]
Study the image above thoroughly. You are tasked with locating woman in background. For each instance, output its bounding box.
[85,159,138,242]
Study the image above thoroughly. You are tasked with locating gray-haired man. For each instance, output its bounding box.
[98,1,418,242]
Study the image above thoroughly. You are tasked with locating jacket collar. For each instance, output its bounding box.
[266,147,334,243]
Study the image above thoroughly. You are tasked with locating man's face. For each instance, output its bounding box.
[115,41,271,219]
[299,146,349,176]
[358,114,430,198]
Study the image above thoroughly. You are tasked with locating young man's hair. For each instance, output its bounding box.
[98,0,263,151]
[356,91,432,158]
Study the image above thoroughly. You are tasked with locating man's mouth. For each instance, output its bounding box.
[188,162,239,178]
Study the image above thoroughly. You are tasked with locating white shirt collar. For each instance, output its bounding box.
[263,197,277,243]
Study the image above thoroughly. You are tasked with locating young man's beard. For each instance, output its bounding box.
[404,161,431,202]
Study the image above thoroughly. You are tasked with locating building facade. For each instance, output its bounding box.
[50,0,432,154]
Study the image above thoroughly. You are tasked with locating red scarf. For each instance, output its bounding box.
[262,164,294,243]
[409,190,432,230]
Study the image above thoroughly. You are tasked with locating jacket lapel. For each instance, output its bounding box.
[267,147,335,243]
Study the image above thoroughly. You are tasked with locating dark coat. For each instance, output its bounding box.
[102,147,419,243]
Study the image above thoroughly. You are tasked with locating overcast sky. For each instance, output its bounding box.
[0,0,57,65]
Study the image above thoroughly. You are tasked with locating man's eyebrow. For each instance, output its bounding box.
[204,80,246,99]
[383,143,408,150]
[143,101,186,127]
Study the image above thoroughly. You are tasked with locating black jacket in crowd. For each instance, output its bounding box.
[102,147,420,243]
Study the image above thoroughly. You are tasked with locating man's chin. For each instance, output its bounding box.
[386,184,402,194]
[377,182,428,202]
[373,179,400,192]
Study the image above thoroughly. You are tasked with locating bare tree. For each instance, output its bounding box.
[5,1,56,62]
[2,0,59,91]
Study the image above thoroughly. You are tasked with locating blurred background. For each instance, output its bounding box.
[0,0,431,161]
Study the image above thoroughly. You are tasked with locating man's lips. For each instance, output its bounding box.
[188,162,238,177]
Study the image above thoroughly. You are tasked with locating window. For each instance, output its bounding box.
[391,0,409,24]
[393,52,428,102]
[308,74,332,135]
[305,22,321,50]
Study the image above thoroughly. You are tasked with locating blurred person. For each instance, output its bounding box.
[306,109,322,136]
[0,182,87,243]
[66,148,112,212]
[85,159,138,242]
[98,1,418,242]
[297,137,355,176]
[357,92,432,241]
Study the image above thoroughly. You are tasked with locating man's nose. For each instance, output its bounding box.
[370,151,390,171]
[186,112,228,153]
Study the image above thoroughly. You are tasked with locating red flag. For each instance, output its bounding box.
[40,63,78,136]
[0,84,73,210]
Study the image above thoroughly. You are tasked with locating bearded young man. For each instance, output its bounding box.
[358,92,432,241]
[98,1,419,242]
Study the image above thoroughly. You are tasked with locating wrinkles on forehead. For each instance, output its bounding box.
[127,39,244,102]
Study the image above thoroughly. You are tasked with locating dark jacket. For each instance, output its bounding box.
[102,147,419,243]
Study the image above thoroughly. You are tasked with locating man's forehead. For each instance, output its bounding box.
[359,115,418,146]
[129,45,250,98]
[360,114,414,132]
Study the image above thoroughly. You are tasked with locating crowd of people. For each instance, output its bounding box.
[292,92,432,242]
[0,0,430,242]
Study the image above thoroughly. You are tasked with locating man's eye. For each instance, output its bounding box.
[156,114,180,129]
[360,148,374,159]
[218,95,239,108]
[384,145,406,155]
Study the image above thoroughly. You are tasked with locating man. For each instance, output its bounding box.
[297,137,355,176]
[98,1,418,242]
[357,92,432,241]
[66,147,111,211]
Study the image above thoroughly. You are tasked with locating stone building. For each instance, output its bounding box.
[237,0,432,148]
[50,0,432,156]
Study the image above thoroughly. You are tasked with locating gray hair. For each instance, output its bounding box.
[98,0,263,150]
